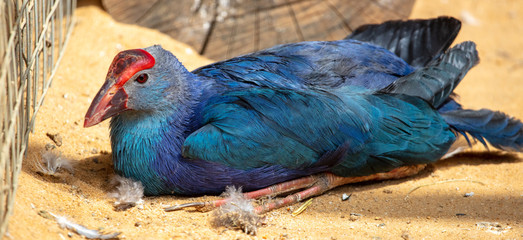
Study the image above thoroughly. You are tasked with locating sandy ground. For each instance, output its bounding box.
[4,0,523,239]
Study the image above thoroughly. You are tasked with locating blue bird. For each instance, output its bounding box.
[84,17,523,213]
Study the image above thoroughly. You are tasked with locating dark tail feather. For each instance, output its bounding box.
[442,109,523,152]
[346,16,461,67]
[380,41,479,109]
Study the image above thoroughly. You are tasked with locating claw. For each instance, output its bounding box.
[164,202,206,212]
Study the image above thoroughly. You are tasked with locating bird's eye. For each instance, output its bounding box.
[135,73,148,84]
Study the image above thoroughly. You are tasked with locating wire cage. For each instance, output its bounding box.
[0,0,75,237]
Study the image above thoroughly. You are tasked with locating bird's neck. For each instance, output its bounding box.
[109,73,205,194]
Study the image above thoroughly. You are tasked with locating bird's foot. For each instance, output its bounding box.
[164,199,227,212]
[164,174,323,212]
[165,164,427,214]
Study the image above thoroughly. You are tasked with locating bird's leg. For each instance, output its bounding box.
[165,164,426,213]
[253,164,427,214]
[164,175,320,212]
[243,174,320,199]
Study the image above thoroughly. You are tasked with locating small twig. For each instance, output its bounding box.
[291,198,314,217]
[405,179,486,200]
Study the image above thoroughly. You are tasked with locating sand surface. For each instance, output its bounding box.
[4,0,522,239]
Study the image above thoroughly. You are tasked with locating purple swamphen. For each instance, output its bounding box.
[84,17,522,214]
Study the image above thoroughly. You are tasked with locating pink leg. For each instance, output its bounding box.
[165,164,426,213]
[254,164,427,214]
[243,174,319,199]
[164,175,319,212]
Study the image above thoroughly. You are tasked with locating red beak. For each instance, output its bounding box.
[84,81,128,128]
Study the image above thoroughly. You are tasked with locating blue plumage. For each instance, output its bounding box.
[184,88,455,178]
[442,109,523,151]
[194,39,414,92]
[84,17,523,197]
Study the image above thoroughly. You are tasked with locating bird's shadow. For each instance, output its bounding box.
[434,150,520,168]
[317,151,522,221]
[331,150,520,194]
[25,144,520,195]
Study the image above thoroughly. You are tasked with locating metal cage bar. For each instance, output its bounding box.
[0,0,76,237]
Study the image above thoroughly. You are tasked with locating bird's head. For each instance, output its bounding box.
[84,45,191,128]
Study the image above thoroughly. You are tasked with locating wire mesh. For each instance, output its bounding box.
[0,0,75,237]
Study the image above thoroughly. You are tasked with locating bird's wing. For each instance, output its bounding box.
[380,41,479,108]
[346,16,461,67]
[182,88,371,170]
[182,88,454,174]
[192,40,414,91]
[330,93,455,177]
